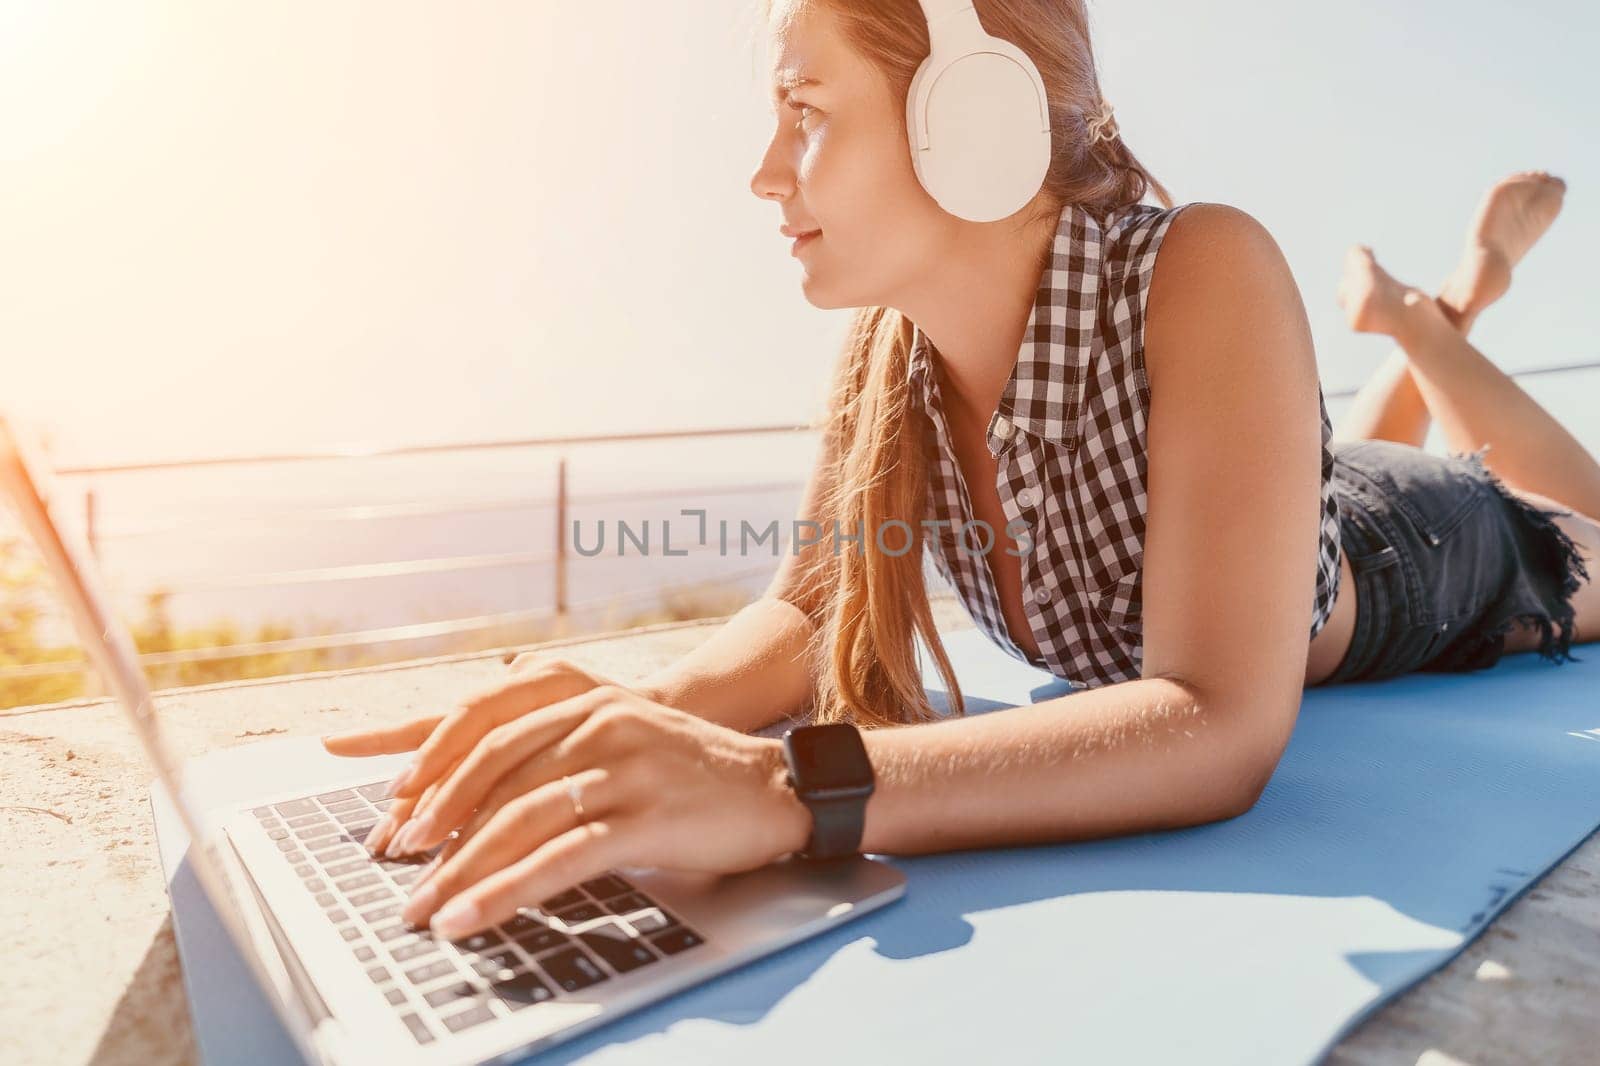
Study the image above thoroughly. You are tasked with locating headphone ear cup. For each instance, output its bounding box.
[908,52,1052,223]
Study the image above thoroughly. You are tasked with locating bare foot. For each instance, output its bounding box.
[1337,245,1432,337]
[1442,170,1566,319]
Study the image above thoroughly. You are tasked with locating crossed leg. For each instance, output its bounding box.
[1331,171,1598,651]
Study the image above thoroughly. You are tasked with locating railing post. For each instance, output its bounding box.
[84,489,98,562]
[554,457,567,616]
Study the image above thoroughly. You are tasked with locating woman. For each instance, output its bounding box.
[322,0,1597,941]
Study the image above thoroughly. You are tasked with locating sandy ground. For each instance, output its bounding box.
[1,597,1595,1066]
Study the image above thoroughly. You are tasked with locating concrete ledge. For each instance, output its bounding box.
[0,598,1594,1065]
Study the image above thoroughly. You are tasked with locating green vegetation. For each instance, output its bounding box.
[0,533,751,713]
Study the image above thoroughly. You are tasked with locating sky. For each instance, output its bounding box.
[3,0,1597,469]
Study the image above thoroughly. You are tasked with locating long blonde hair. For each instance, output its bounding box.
[767,0,1172,729]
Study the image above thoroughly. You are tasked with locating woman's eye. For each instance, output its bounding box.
[792,103,818,131]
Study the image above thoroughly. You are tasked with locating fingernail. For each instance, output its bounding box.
[431,897,479,940]
[385,762,416,798]
[404,882,440,925]
[384,819,416,857]
[363,815,393,852]
[403,813,435,849]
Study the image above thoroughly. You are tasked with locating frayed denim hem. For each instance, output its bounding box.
[1449,443,1591,668]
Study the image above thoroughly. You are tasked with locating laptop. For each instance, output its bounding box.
[0,411,907,1065]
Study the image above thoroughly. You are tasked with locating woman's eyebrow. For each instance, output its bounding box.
[770,71,823,110]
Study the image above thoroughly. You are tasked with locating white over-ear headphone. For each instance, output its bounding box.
[907,0,1052,223]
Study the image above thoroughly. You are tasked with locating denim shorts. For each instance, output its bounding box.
[1319,438,1591,685]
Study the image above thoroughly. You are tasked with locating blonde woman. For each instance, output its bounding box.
[322,0,1597,941]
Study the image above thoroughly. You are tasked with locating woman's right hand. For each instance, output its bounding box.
[320,653,632,857]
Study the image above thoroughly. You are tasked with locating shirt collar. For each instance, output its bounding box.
[907,200,1119,459]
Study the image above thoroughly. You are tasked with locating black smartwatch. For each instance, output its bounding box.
[780,722,875,860]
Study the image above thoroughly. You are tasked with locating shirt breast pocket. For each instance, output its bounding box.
[1091,567,1143,636]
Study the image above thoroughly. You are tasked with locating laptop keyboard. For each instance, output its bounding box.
[250,782,706,1045]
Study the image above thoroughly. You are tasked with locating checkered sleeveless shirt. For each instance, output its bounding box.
[911,199,1343,689]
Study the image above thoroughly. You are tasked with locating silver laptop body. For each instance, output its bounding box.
[0,411,907,1065]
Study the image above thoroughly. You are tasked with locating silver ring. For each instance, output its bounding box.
[562,774,587,824]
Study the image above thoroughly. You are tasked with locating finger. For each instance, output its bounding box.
[402,766,612,929]
[384,755,463,858]
[411,754,574,890]
[397,689,609,852]
[363,792,418,854]
[389,669,600,800]
[320,715,443,757]
[431,817,629,940]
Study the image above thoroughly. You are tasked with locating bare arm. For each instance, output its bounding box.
[835,205,1321,853]
[636,418,841,733]
[635,595,816,734]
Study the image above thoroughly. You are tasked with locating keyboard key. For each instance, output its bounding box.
[453,930,502,954]
[502,912,541,935]
[274,839,298,853]
[470,950,524,980]
[541,889,585,912]
[266,827,290,841]
[404,960,457,986]
[293,864,315,879]
[347,888,392,908]
[305,838,349,857]
[326,910,349,925]
[626,909,675,935]
[390,940,439,963]
[336,873,382,893]
[251,806,273,820]
[391,868,423,886]
[378,925,418,944]
[314,892,338,909]
[316,789,357,804]
[398,1013,434,1045]
[373,798,397,812]
[272,799,317,818]
[441,1003,497,1033]
[554,902,605,925]
[577,923,659,973]
[650,926,705,955]
[356,782,391,802]
[284,849,305,865]
[513,927,569,954]
[366,966,391,985]
[353,945,376,963]
[384,987,407,1006]
[325,798,366,815]
[362,904,403,924]
[293,823,338,842]
[537,947,608,992]
[579,874,632,900]
[339,926,363,942]
[493,971,554,1011]
[423,980,483,1009]
[324,859,370,879]
[303,878,327,893]
[604,891,652,915]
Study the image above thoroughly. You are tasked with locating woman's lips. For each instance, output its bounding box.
[790,231,821,256]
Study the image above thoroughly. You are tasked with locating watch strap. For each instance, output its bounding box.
[795,788,867,860]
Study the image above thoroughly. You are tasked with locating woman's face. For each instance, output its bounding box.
[751,1,954,310]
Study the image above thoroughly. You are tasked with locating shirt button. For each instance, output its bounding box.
[1017,487,1036,508]
[1033,587,1050,604]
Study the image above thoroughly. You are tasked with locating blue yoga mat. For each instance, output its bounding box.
[154,627,1600,1065]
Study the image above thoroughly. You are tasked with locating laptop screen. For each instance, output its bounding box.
[0,411,297,1028]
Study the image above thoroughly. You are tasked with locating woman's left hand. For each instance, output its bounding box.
[342,685,812,940]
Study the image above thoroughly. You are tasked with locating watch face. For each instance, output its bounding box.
[785,722,874,793]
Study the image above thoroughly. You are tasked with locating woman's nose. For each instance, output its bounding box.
[750,138,795,202]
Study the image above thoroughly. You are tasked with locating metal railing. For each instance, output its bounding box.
[5,355,1597,693]
[3,422,820,689]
